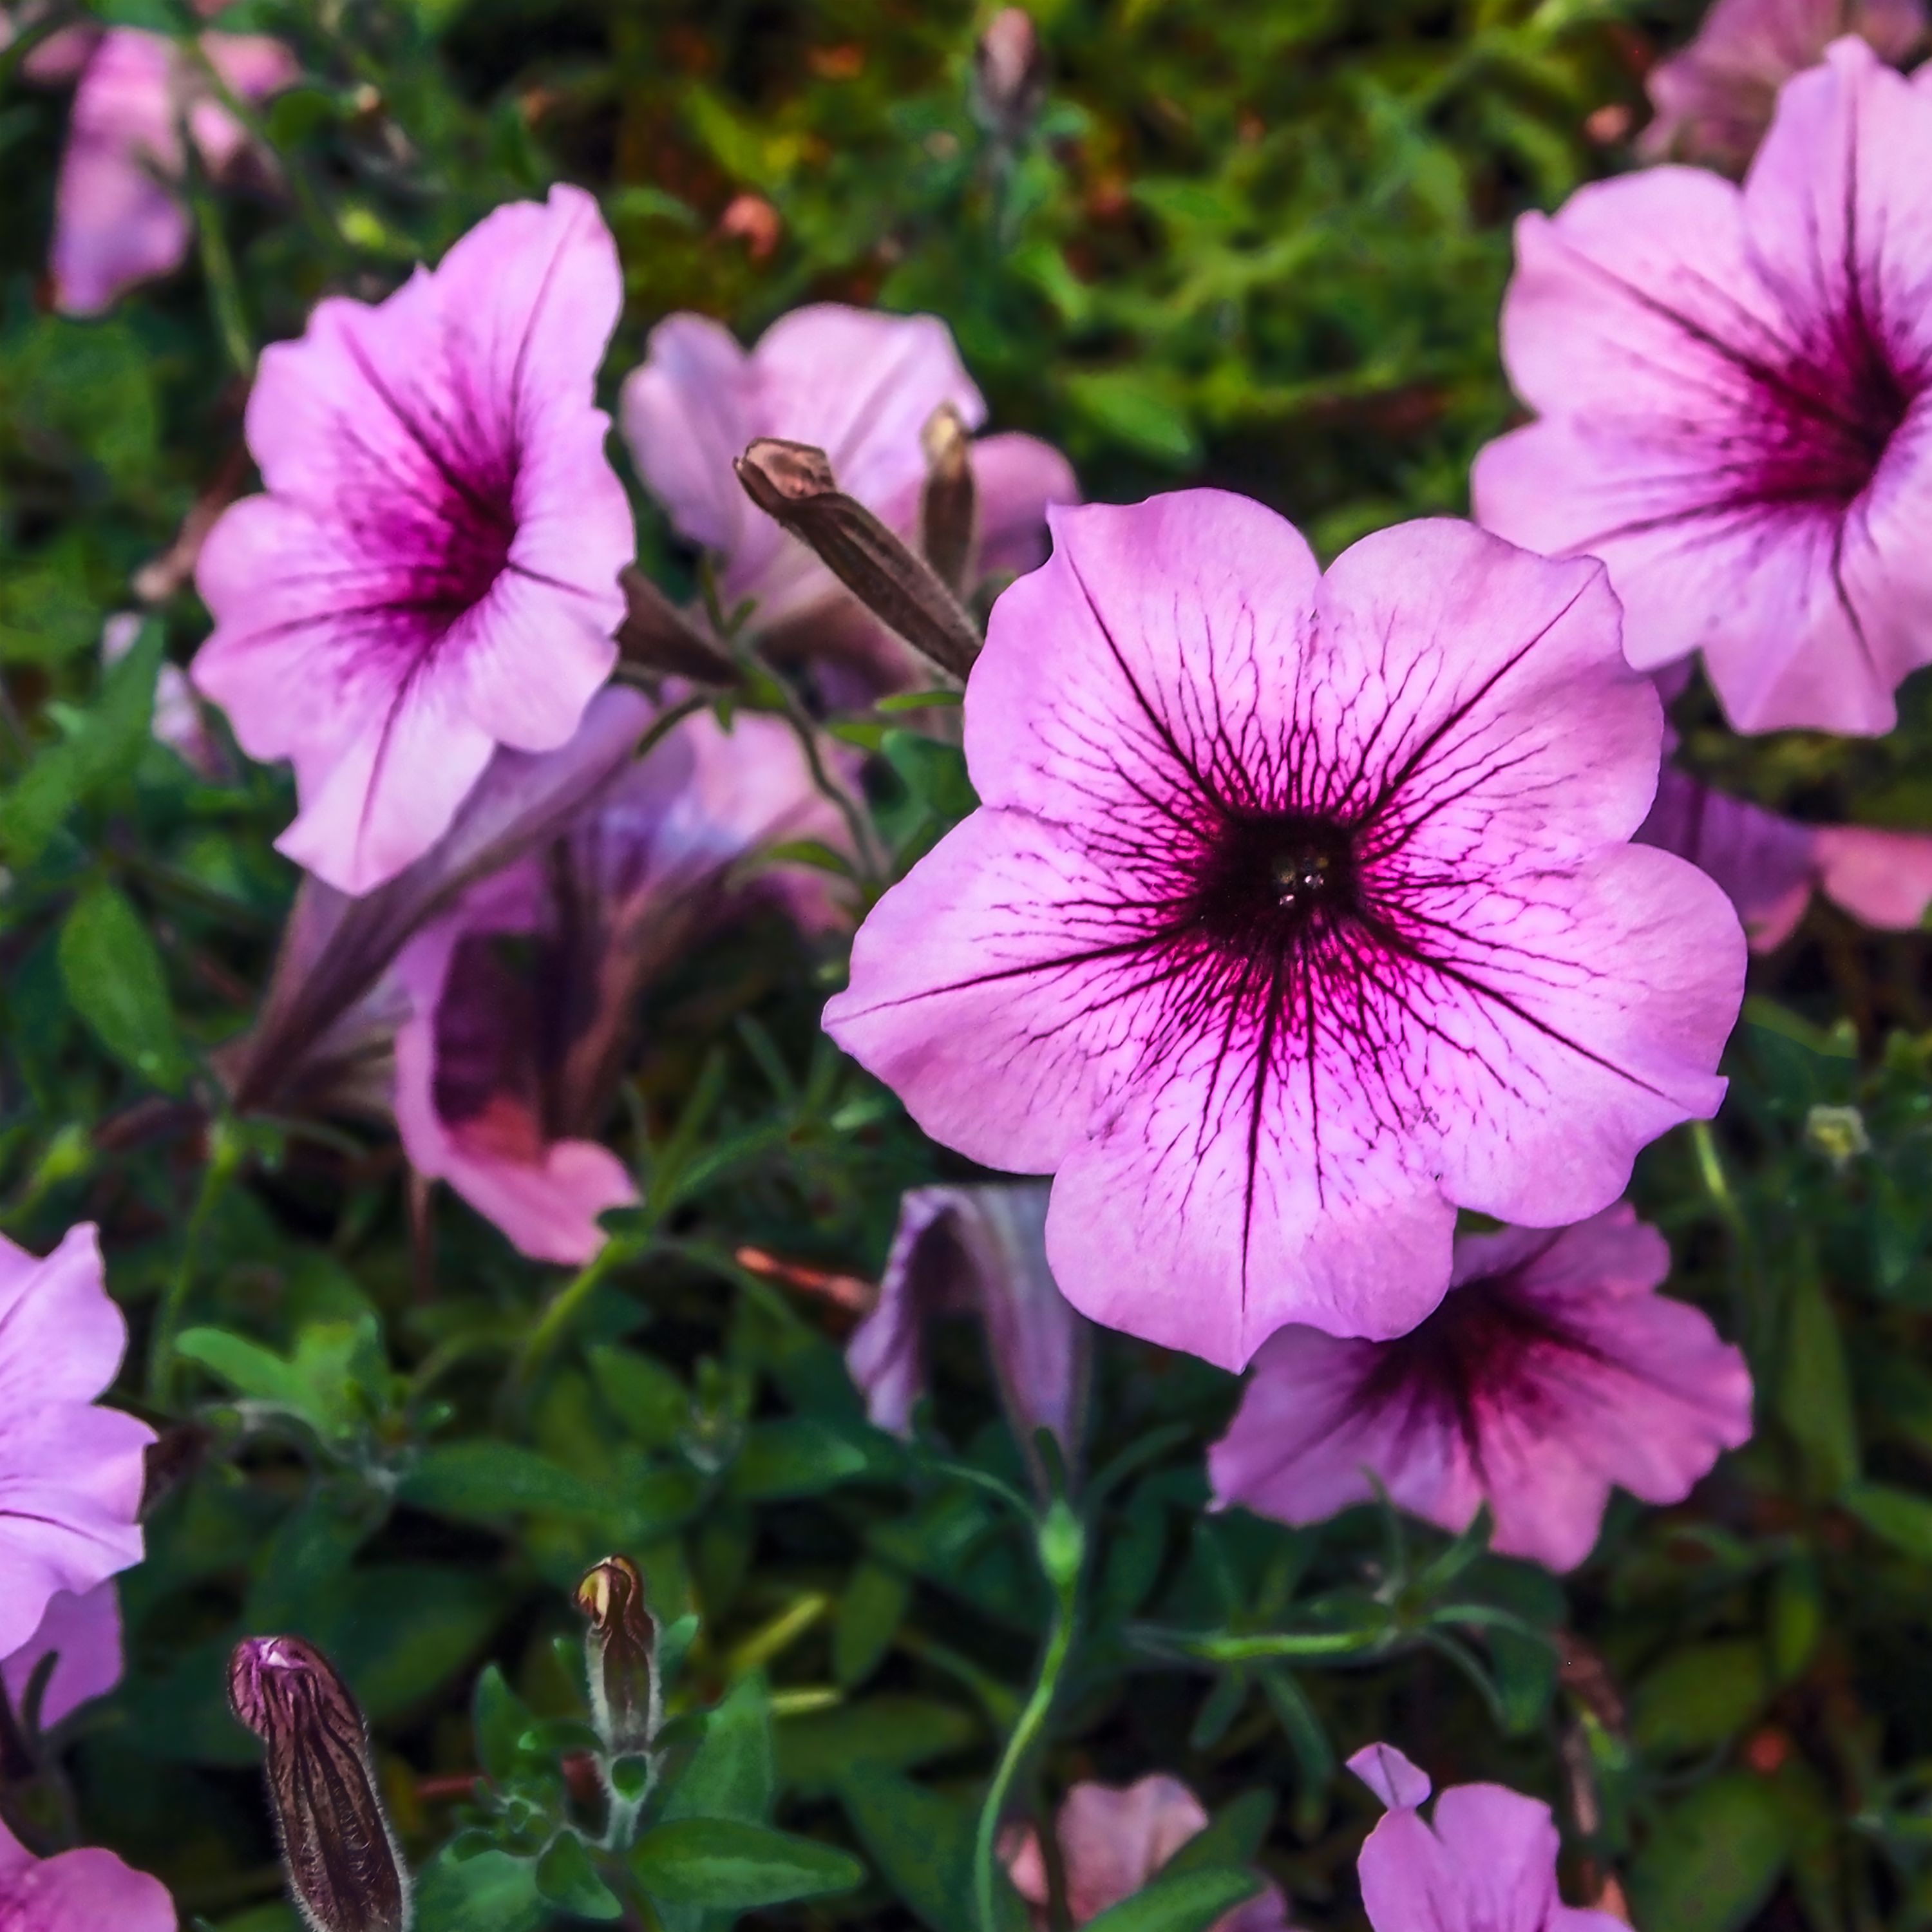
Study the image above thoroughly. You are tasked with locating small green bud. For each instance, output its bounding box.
[1804,1102,1870,1170]
[1036,1499,1084,1592]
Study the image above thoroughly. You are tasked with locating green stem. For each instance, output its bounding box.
[150,1122,243,1404]
[510,1234,640,1394]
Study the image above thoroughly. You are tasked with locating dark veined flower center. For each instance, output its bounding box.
[1755,319,1914,511]
[1186,808,1364,959]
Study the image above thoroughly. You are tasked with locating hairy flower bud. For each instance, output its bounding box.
[229,1636,412,1932]
[972,9,1047,143]
[576,1555,659,1756]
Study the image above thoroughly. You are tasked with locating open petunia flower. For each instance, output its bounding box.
[1003,1776,1291,1932]
[0,1225,154,1660]
[193,185,633,895]
[1348,1742,1622,1932]
[1475,39,1932,737]
[0,1814,175,1932]
[825,494,1743,1370]
[1642,0,1925,169]
[3,1582,123,1733]
[392,706,851,1262]
[1210,1205,1752,1570]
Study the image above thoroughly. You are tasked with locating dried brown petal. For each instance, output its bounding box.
[920,404,979,597]
[615,565,741,685]
[576,1555,659,1755]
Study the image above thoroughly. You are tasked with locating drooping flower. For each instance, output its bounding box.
[620,303,1075,688]
[1639,765,1932,947]
[0,1814,175,1932]
[0,1224,154,1658]
[1473,40,1932,737]
[48,24,298,315]
[825,495,1743,1370]
[392,706,850,1262]
[3,1582,123,1732]
[1642,0,1925,167]
[193,185,633,895]
[1348,1742,1622,1932]
[1210,1206,1752,1571]
[1003,1776,1291,1932]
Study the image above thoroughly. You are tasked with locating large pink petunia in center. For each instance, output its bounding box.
[824,494,1745,1370]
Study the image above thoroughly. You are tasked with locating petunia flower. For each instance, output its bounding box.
[193,185,634,895]
[620,303,1075,689]
[1209,1206,1753,1571]
[1348,1742,1622,1932]
[0,1224,154,1660]
[824,494,1743,1370]
[1003,1776,1291,1932]
[392,706,851,1262]
[1473,40,1932,737]
[49,24,298,316]
[3,1582,123,1732]
[1641,0,1925,169]
[0,1814,175,1932]
[1638,765,1932,948]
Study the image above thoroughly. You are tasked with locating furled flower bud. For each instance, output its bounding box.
[228,1636,411,1932]
[576,1555,659,1757]
[972,9,1047,144]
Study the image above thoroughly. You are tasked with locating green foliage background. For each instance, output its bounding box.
[9,1,1932,1929]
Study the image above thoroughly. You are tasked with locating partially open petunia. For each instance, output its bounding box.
[1210,1206,1753,1571]
[49,24,298,315]
[1003,1776,1291,1932]
[1347,1742,1622,1932]
[1475,39,1932,736]
[0,1814,175,1932]
[392,706,851,1262]
[620,303,1075,688]
[1638,766,1932,948]
[0,1225,154,1661]
[3,1582,123,1733]
[193,185,633,895]
[825,495,1744,1370]
[1642,0,1925,168]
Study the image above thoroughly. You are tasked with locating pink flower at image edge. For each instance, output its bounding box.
[0,1815,175,1932]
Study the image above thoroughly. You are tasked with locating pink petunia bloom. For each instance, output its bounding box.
[3,1582,123,1732]
[1474,40,1932,737]
[1003,1776,1291,1932]
[1638,765,1932,947]
[1210,1206,1753,1571]
[393,706,850,1262]
[824,495,1743,1370]
[0,1225,154,1659]
[1642,0,1925,168]
[0,1815,175,1932]
[620,303,1076,687]
[193,185,634,896]
[49,24,298,316]
[1348,1742,1622,1932]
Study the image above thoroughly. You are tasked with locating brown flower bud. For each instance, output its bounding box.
[576,1555,659,1756]
[229,1636,411,1932]
[920,404,979,597]
[973,9,1047,144]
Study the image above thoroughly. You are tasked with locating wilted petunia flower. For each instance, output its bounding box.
[0,1812,175,1931]
[1210,1206,1753,1571]
[392,706,850,1262]
[825,495,1744,1370]
[1474,40,1932,737]
[620,303,1075,687]
[3,1582,123,1733]
[1003,1776,1291,1932]
[193,186,634,895]
[1638,765,1932,949]
[0,1224,154,1658]
[576,1554,659,1757]
[1348,1741,1622,1932]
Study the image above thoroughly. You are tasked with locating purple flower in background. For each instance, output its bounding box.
[849,1184,1090,1457]
[1211,1206,1753,1571]
[621,303,1075,685]
[0,1814,175,1932]
[1639,765,1932,947]
[826,495,1743,1370]
[0,1225,153,1660]
[193,185,633,895]
[1348,1742,1622,1932]
[393,707,850,1262]
[1642,0,1924,167]
[1003,1776,1291,1932]
[1475,41,1932,736]
[3,1583,123,1732]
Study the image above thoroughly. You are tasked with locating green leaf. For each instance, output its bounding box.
[663,1677,775,1825]
[1779,1278,1858,1497]
[1064,368,1201,465]
[535,1833,623,1920]
[1633,1641,1771,1756]
[1628,1774,1786,1932]
[777,1696,979,1797]
[833,1561,911,1689]
[629,1817,864,1909]
[400,1441,611,1519]
[472,1665,533,1784]
[413,1847,545,1932]
[58,882,189,1091]
[176,1316,384,1446]
[837,1765,1025,1932]
[1159,1791,1273,1877]
[725,1419,868,1501]
[1081,1868,1263,1932]
[587,1343,690,1450]
[1842,1481,1932,1563]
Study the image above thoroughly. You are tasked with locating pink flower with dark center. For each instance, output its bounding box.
[0,1814,175,1932]
[1348,1742,1622,1932]
[1003,1777,1291,1932]
[1639,764,1932,947]
[1642,0,1925,169]
[1210,1206,1753,1571]
[824,494,1744,1370]
[193,185,633,895]
[393,706,851,1261]
[1474,40,1932,737]
[3,1583,123,1732]
[0,1224,154,1660]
